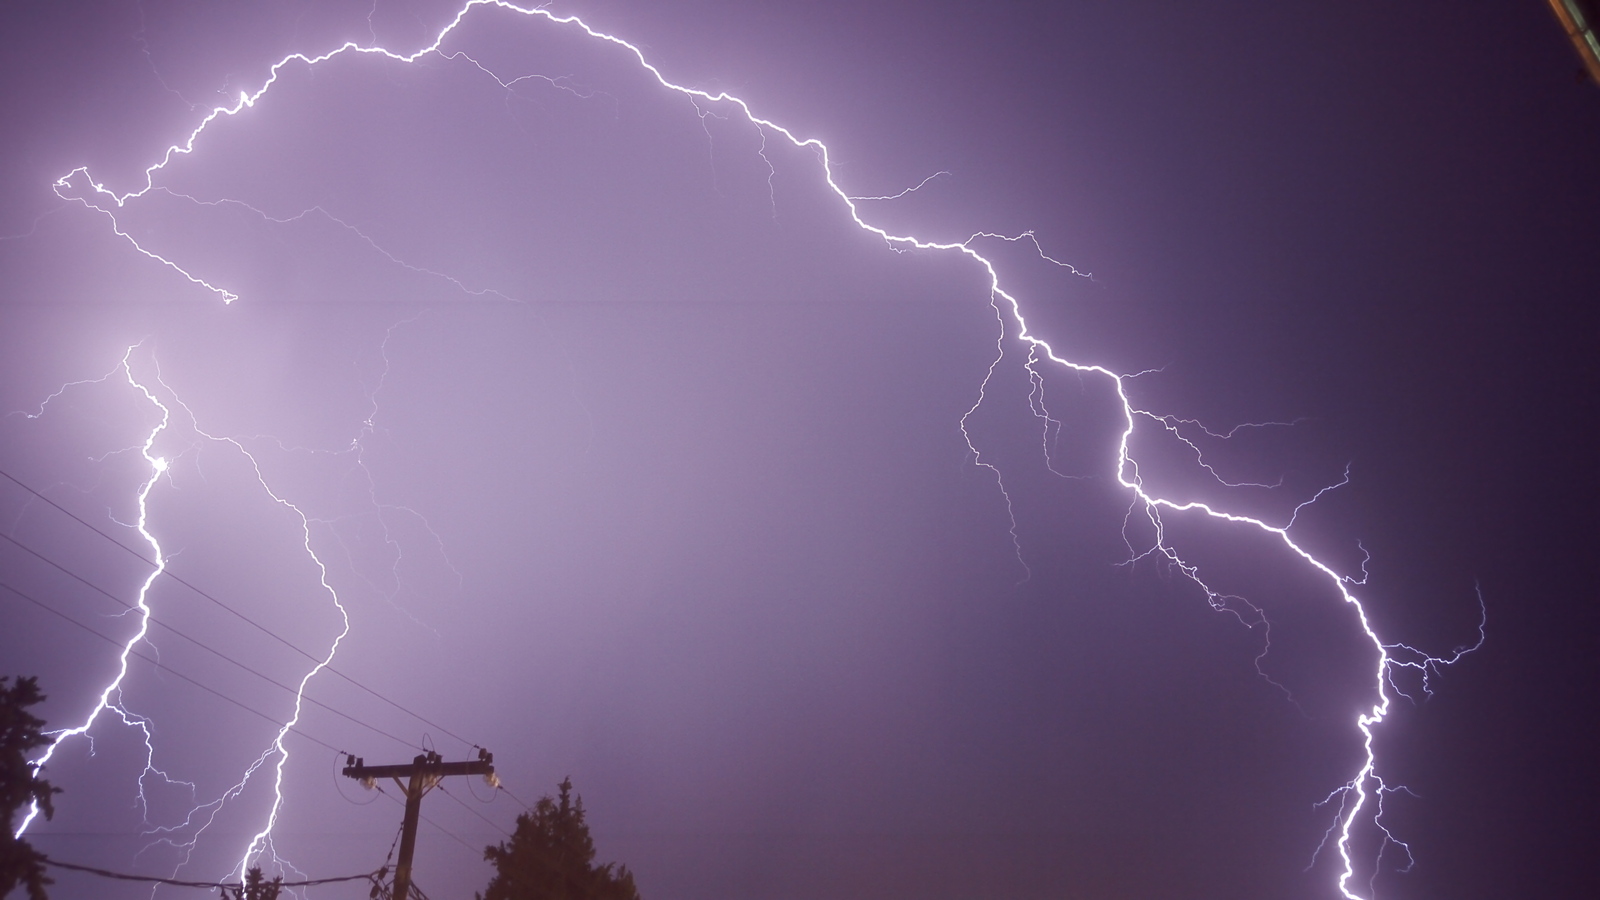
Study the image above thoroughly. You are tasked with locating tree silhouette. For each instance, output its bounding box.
[1,677,61,900]
[220,867,283,900]
[478,778,639,900]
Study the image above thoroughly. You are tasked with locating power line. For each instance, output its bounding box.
[0,465,479,750]
[436,783,512,838]
[372,779,484,856]
[40,855,383,891]
[498,783,537,812]
[0,530,421,751]
[0,573,347,755]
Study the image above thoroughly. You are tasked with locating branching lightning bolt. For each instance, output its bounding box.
[159,383,355,880]
[846,170,950,202]
[15,346,173,837]
[23,3,1484,896]
[10,346,364,883]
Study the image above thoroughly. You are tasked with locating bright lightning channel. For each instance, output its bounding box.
[13,347,358,882]
[162,380,354,881]
[15,346,173,837]
[31,2,1483,896]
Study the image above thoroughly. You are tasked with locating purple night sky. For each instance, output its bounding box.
[1,2,1596,898]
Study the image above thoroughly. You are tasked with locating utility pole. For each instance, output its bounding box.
[342,748,495,900]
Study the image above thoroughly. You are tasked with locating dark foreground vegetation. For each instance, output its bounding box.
[3,676,637,900]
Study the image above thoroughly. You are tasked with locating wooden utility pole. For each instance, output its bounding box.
[342,748,495,900]
[1548,0,1600,86]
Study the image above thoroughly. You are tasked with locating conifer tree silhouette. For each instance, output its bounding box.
[479,778,639,900]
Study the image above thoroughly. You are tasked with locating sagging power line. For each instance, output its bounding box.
[40,855,384,893]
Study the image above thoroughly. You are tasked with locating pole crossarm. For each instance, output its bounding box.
[342,758,494,780]
[340,748,495,900]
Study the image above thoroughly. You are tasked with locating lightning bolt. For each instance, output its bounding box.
[154,380,355,881]
[14,345,172,838]
[19,3,1484,896]
[846,170,951,202]
[8,338,452,882]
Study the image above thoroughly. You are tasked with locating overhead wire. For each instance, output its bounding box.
[0,465,480,751]
[372,780,483,856]
[333,747,384,805]
[381,816,406,867]
[497,783,536,812]
[40,856,383,891]
[420,807,485,855]
[3,457,512,887]
[436,783,513,838]
[0,579,346,757]
[0,530,422,751]
[465,759,499,802]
